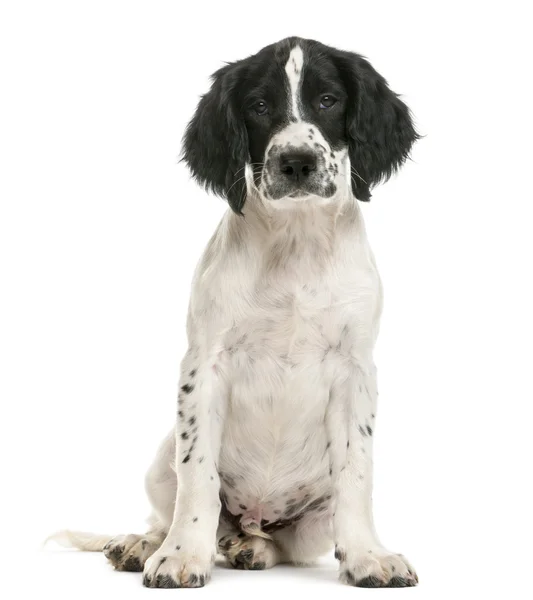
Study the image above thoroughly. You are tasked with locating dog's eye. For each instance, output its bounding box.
[319,95,337,109]
[254,100,269,115]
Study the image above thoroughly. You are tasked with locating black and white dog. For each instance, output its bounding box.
[54,37,419,588]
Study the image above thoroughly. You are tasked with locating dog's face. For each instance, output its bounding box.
[183,37,418,213]
[246,44,348,205]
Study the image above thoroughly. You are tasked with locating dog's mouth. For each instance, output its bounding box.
[262,176,337,201]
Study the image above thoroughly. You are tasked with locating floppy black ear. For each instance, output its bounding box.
[335,52,419,201]
[182,62,250,214]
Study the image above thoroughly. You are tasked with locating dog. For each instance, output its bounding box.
[51,36,419,588]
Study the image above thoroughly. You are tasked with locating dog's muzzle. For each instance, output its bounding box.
[263,144,336,200]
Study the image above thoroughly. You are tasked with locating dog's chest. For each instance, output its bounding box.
[221,273,360,393]
[215,278,358,526]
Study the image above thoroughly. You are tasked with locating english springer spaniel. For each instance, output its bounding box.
[52,36,419,588]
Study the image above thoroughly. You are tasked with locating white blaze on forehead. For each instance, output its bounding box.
[285,46,304,121]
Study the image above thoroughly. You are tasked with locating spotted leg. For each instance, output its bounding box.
[328,362,418,588]
[143,350,227,588]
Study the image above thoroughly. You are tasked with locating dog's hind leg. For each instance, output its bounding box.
[99,431,178,571]
[48,430,177,572]
[270,511,334,565]
[102,429,179,571]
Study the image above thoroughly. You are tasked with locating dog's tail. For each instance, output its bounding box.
[45,530,114,552]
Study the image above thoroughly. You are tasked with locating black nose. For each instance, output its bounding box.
[279,152,317,179]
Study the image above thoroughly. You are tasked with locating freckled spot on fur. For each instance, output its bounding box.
[222,473,236,488]
[210,475,214,481]
[347,441,350,448]
[329,468,333,475]
[335,546,346,561]
[359,425,367,437]
[178,410,184,419]
[193,517,198,523]
[176,545,181,550]
[198,456,205,463]
[326,442,331,449]
[182,455,191,463]
[239,504,247,510]
[189,369,197,377]
[298,485,305,490]
[181,383,194,394]
[181,431,189,440]
[189,416,196,426]
[366,425,373,436]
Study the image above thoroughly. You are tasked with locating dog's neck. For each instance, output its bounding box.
[224,190,367,275]
[244,188,360,232]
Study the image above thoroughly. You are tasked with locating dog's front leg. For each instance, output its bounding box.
[143,351,227,588]
[328,362,418,588]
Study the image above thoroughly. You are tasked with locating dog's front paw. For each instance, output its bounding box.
[336,547,418,588]
[142,547,212,588]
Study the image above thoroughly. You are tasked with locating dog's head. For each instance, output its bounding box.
[182,37,418,214]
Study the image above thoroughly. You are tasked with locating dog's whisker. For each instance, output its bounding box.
[226,174,249,196]
[350,168,367,184]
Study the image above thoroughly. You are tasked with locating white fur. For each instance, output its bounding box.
[50,45,417,588]
[286,46,304,120]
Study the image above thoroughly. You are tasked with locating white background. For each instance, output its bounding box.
[1,1,532,598]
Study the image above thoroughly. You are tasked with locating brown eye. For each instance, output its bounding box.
[254,100,268,115]
[319,95,337,109]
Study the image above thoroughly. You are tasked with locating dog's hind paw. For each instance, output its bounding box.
[218,533,279,570]
[103,534,161,572]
